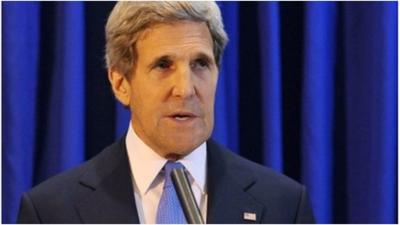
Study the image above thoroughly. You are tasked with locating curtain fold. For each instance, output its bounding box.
[213,2,240,154]
[301,3,337,223]
[343,2,397,223]
[33,2,85,183]
[2,2,397,223]
[2,2,40,223]
[258,2,283,172]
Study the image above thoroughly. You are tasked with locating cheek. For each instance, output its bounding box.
[130,84,164,123]
[200,82,217,116]
[132,95,153,117]
[130,84,149,116]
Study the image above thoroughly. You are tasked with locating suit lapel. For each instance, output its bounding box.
[206,140,265,224]
[75,138,140,223]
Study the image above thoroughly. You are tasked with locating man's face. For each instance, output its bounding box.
[124,21,218,159]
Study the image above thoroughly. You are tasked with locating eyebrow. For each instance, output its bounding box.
[194,52,215,65]
[147,55,172,72]
[146,51,216,72]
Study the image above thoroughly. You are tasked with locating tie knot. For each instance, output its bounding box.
[164,161,184,177]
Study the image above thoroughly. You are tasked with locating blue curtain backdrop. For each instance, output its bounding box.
[2,1,397,223]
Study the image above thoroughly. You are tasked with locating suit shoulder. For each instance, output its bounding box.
[208,140,303,191]
[27,139,124,201]
[207,140,315,223]
[18,138,128,223]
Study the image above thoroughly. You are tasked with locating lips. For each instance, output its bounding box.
[167,111,198,121]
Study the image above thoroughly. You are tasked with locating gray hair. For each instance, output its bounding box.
[105,1,229,78]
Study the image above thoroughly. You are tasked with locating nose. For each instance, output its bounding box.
[171,65,195,99]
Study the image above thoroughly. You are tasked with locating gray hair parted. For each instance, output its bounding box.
[105,1,229,78]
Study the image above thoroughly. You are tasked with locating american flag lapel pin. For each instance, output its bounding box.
[243,212,257,221]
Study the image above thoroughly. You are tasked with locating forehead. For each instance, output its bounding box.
[136,21,214,59]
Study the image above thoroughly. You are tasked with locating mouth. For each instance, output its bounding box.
[167,111,198,121]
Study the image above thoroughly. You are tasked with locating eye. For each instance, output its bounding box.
[191,58,210,70]
[154,58,172,70]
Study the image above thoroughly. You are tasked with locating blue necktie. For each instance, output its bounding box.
[156,161,187,224]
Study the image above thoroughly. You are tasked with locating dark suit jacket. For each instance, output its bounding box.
[17,138,315,223]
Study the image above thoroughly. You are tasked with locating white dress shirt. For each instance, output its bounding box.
[125,123,208,224]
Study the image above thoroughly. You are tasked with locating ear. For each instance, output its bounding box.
[108,69,131,107]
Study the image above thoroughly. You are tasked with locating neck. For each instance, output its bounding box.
[165,153,184,161]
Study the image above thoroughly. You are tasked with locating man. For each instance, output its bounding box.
[17,2,315,223]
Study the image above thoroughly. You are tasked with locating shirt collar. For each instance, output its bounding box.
[125,122,207,196]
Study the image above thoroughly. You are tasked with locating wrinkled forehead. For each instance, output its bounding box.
[135,21,215,61]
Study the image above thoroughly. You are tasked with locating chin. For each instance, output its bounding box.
[162,133,208,156]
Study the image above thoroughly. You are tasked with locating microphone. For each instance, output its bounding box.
[171,168,205,224]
